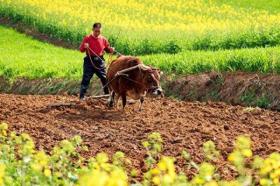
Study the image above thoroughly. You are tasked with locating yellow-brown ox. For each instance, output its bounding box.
[107,56,163,110]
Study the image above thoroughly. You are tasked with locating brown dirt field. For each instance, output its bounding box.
[1,94,280,178]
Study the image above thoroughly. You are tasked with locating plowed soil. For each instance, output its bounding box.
[0,94,279,178]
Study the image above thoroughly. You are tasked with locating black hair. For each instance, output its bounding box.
[93,23,101,28]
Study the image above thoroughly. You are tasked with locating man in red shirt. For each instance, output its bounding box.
[79,22,114,100]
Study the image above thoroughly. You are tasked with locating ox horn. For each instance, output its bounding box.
[139,64,151,70]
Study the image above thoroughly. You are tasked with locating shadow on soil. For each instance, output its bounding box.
[56,109,123,121]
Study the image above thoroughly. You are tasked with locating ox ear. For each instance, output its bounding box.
[128,59,139,66]
[151,68,163,75]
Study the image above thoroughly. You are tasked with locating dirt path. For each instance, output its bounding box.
[0,94,279,178]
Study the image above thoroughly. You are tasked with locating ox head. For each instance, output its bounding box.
[139,64,164,97]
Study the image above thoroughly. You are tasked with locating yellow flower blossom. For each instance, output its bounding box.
[0,164,5,186]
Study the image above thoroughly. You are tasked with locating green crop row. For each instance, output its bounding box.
[142,47,280,75]
[1,26,280,82]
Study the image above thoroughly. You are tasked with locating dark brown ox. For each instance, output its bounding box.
[107,56,163,110]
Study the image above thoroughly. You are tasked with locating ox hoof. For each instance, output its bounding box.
[109,102,114,108]
[106,98,114,108]
[107,101,114,108]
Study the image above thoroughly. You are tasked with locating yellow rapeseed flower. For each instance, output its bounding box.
[0,164,5,186]
[44,169,51,177]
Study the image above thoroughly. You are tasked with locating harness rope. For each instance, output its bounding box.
[86,46,122,68]
[86,47,107,71]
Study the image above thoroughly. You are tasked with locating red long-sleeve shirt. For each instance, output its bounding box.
[79,34,113,56]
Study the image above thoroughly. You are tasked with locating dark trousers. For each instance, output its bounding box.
[80,56,109,99]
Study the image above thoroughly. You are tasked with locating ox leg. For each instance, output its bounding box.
[139,96,144,111]
[121,94,127,110]
[108,91,115,108]
[115,94,120,109]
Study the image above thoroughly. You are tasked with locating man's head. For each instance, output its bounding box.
[92,23,102,37]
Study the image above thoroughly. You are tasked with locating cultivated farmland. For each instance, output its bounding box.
[0,0,279,185]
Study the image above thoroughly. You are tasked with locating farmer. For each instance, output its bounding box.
[79,22,114,100]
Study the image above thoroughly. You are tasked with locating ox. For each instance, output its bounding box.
[107,56,163,110]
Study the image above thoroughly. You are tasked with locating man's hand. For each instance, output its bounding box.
[84,43,89,48]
